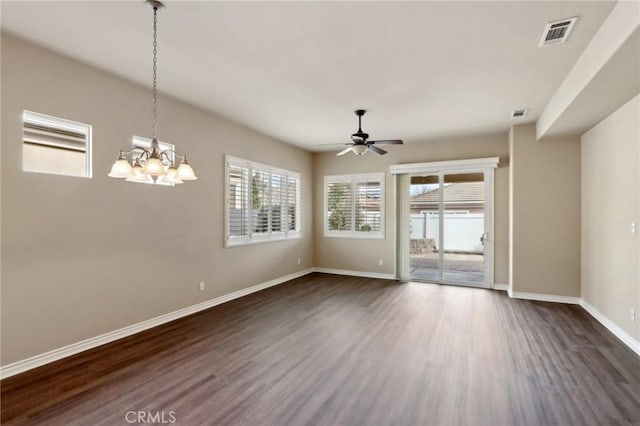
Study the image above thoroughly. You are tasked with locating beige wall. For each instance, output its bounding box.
[509,124,581,296]
[313,134,510,284]
[1,32,602,368]
[1,34,314,365]
[581,95,639,341]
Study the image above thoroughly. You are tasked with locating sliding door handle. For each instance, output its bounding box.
[480,232,489,245]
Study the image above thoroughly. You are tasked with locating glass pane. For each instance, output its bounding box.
[355,180,381,232]
[251,171,270,234]
[287,177,298,231]
[409,174,440,281]
[327,181,353,231]
[270,174,284,232]
[228,165,248,236]
[22,111,91,177]
[442,173,485,283]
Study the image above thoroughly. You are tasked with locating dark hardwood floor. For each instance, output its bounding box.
[2,273,640,425]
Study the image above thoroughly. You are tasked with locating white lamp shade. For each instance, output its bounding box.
[108,159,134,178]
[158,175,183,185]
[352,144,368,155]
[159,166,183,185]
[177,163,197,180]
[143,157,166,176]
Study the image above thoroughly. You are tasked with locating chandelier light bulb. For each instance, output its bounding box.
[143,156,166,176]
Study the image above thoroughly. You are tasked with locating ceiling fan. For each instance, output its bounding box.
[321,109,404,156]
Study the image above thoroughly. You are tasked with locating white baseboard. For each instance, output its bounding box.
[312,267,395,280]
[510,291,581,304]
[4,269,636,379]
[509,292,639,357]
[580,300,640,357]
[0,268,314,380]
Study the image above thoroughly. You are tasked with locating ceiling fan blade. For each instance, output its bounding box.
[368,145,387,155]
[337,147,353,156]
[369,139,403,145]
[319,143,352,146]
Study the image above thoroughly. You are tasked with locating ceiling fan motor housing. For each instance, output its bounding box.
[351,132,369,143]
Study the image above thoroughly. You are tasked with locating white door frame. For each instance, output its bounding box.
[391,157,499,289]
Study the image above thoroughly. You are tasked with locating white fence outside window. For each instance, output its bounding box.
[410,213,484,253]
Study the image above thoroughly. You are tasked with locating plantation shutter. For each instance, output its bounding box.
[270,173,285,232]
[252,170,270,234]
[324,173,384,238]
[327,181,353,231]
[287,176,298,231]
[225,155,301,246]
[355,180,382,232]
[228,164,249,237]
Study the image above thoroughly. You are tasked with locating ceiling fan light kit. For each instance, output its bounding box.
[351,144,368,155]
[325,109,404,156]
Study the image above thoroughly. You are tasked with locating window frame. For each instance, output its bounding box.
[22,110,92,178]
[324,172,385,240]
[224,155,301,247]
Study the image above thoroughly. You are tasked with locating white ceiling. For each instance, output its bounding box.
[1,1,617,151]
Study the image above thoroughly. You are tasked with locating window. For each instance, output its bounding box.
[325,173,384,239]
[225,155,301,246]
[22,110,92,177]
[131,136,175,185]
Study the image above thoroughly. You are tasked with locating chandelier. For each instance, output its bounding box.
[108,0,196,184]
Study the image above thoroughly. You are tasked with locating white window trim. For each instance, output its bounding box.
[225,155,301,247]
[324,172,385,240]
[22,110,93,178]
[389,157,499,175]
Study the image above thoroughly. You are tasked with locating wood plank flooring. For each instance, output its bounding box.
[2,273,640,425]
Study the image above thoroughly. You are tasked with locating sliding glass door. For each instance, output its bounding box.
[409,174,440,282]
[441,172,486,284]
[406,169,493,288]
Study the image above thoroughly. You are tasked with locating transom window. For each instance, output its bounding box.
[324,173,385,239]
[22,110,92,178]
[225,155,301,246]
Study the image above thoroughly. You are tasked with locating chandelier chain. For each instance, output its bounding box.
[108,0,197,182]
[152,6,158,139]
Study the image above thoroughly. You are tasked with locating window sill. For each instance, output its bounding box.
[225,233,301,248]
[324,232,385,240]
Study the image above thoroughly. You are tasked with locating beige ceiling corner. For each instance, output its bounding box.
[537,1,640,140]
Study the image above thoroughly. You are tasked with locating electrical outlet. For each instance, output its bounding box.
[297,257,301,265]
[199,282,205,291]
[632,222,637,234]
[631,309,636,322]
[379,259,383,266]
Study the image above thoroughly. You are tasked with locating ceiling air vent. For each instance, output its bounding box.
[539,17,577,47]
[511,109,528,119]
